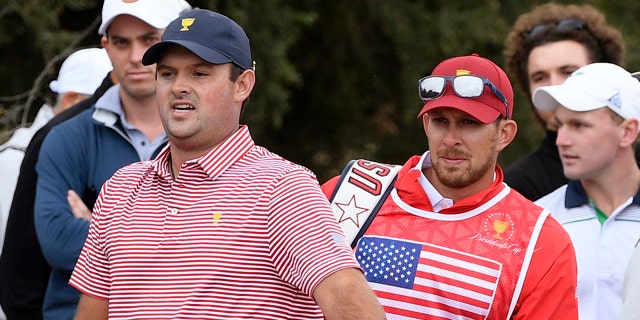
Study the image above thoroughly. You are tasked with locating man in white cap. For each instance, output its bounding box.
[48,48,112,115]
[0,51,115,320]
[16,1,187,319]
[0,48,111,313]
[533,62,640,320]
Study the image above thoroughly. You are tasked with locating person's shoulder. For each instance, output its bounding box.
[534,185,567,208]
[0,145,23,168]
[38,109,92,151]
[536,207,574,252]
[249,145,315,176]
[29,79,109,150]
[48,99,94,129]
[46,106,98,137]
[25,107,82,156]
[503,150,548,183]
[96,161,156,210]
[112,160,155,178]
[0,131,26,153]
[104,160,156,189]
[500,188,552,224]
[526,189,574,252]
[321,175,340,196]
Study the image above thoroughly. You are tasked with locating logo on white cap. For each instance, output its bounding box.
[532,63,640,121]
[609,93,622,109]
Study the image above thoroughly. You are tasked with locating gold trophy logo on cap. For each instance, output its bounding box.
[180,18,196,31]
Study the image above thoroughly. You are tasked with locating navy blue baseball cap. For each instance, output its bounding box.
[142,9,252,70]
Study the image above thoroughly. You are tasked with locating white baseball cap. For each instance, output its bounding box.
[175,0,192,11]
[98,0,187,35]
[49,48,112,95]
[532,63,640,120]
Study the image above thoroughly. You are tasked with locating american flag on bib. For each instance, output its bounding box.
[356,236,502,320]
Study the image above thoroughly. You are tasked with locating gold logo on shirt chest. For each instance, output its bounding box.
[212,212,222,225]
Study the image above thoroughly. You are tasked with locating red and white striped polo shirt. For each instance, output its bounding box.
[70,125,360,319]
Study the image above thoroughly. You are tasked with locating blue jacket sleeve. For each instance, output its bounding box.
[34,125,90,272]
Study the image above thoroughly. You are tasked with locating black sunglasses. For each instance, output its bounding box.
[522,18,587,39]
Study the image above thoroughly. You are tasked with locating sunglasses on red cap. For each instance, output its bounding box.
[418,75,510,119]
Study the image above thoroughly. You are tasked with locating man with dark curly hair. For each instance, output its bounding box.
[502,3,625,201]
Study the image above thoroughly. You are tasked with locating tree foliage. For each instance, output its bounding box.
[1,0,639,182]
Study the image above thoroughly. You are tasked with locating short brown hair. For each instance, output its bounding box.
[504,3,624,104]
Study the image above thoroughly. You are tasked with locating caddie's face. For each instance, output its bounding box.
[422,108,514,194]
[155,45,253,155]
[555,106,624,180]
[527,40,591,130]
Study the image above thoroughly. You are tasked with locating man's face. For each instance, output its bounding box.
[155,45,248,153]
[423,108,509,190]
[102,15,164,101]
[527,40,591,129]
[555,106,624,180]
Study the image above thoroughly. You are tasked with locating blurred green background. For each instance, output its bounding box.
[2,0,639,182]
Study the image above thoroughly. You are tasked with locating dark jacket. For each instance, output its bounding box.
[34,85,167,319]
[0,74,114,320]
[503,130,567,201]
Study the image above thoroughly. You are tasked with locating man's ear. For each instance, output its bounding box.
[234,68,255,103]
[101,36,109,55]
[496,119,518,152]
[421,113,429,134]
[620,118,640,148]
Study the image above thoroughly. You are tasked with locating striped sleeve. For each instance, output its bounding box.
[267,167,361,296]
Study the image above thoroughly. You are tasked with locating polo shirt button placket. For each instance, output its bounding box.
[163,207,180,239]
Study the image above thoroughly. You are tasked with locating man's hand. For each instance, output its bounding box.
[67,189,91,221]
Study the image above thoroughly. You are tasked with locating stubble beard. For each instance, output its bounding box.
[433,157,493,188]
[433,141,498,188]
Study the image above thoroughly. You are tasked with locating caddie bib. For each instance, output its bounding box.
[356,186,547,320]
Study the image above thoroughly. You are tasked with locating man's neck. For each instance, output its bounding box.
[581,154,640,216]
[119,91,164,142]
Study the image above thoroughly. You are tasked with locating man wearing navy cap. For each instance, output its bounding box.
[322,54,579,318]
[70,9,385,320]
